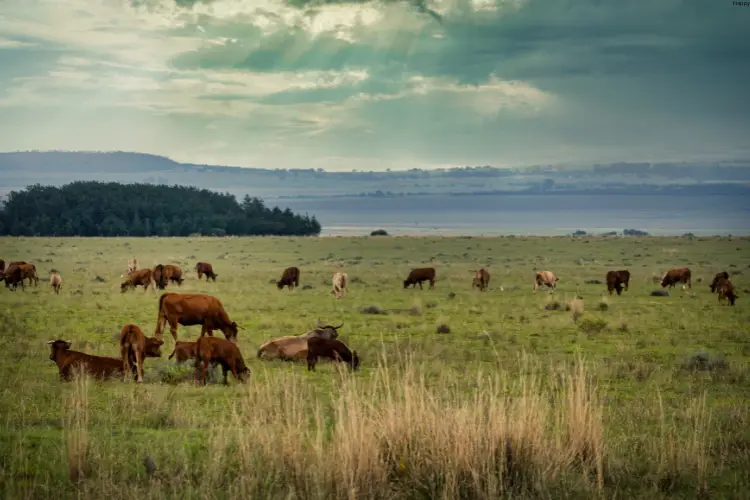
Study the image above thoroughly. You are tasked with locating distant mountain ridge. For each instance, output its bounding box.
[1,150,749,200]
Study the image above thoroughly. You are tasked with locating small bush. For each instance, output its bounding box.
[578,317,608,334]
[567,299,585,322]
[585,279,603,285]
[447,292,456,299]
[680,352,728,372]
[436,323,451,334]
[597,299,610,312]
[651,290,669,297]
[545,299,563,311]
[301,284,314,290]
[361,304,387,315]
[370,229,389,236]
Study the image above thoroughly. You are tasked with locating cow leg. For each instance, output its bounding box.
[430,279,435,289]
[168,320,179,342]
[136,350,143,384]
[201,360,210,385]
[307,355,316,371]
[418,281,423,290]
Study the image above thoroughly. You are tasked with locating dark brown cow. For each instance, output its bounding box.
[196,262,217,282]
[154,292,240,343]
[709,271,730,293]
[404,267,436,289]
[153,264,184,290]
[277,266,300,290]
[660,267,692,290]
[306,337,360,372]
[47,340,125,381]
[2,263,37,291]
[119,324,163,383]
[120,268,156,293]
[169,340,198,363]
[472,268,490,291]
[606,270,631,296]
[715,276,738,306]
[194,336,249,385]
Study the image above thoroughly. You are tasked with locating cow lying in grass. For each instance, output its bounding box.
[47,340,124,381]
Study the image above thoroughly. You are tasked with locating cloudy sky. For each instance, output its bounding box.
[0,0,748,171]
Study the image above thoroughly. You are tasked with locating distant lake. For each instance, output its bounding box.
[270,193,750,237]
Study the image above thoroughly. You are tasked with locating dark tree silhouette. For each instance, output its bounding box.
[0,182,321,237]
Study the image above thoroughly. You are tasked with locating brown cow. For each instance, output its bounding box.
[154,292,240,343]
[194,336,249,385]
[606,270,631,296]
[257,323,343,361]
[196,262,217,282]
[715,276,738,306]
[119,324,163,383]
[2,263,37,291]
[277,266,300,290]
[331,272,348,299]
[47,340,125,382]
[153,264,184,290]
[709,271,730,293]
[168,340,198,363]
[306,337,360,372]
[120,268,156,293]
[472,268,490,291]
[660,267,692,290]
[50,271,63,295]
[533,270,559,293]
[403,267,436,289]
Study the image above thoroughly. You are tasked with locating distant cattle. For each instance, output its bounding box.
[153,264,184,290]
[128,257,138,274]
[154,292,240,343]
[47,340,125,382]
[709,271,730,293]
[472,268,490,291]
[50,271,63,295]
[714,276,738,306]
[533,271,559,293]
[277,266,300,290]
[120,268,156,293]
[195,262,217,282]
[194,336,249,385]
[306,337,360,372]
[119,324,163,383]
[606,270,631,296]
[403,267,436,290]
[168,340,198,363]
[331,272,348,299]
[2,263,37,291]
[660,267,692,290]
[257,323,343,362]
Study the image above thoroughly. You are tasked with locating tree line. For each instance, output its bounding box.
[0,182,321,237]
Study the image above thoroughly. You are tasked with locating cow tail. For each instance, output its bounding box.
[168,349,175,360]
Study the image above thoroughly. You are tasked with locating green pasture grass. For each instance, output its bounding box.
[0,235,749,499]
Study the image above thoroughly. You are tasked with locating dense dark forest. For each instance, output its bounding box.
[0,182,321,236]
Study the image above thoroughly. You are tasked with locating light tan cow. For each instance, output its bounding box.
[257,323,343,361]
[50,271,63,295]
[533,270,559,293]
[128,257,138,274]
[331,272,349,299]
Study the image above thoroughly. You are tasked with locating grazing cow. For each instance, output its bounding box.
[709,271,730,293]
[277,266,300,290]
[403,267,436,289]
[257,323,343,361]
[128,257,138,274]
[2,263,37,291]
[168,340,198,363]
[472,268,490,291]
[154,292,240,343]
[194,336,249,385]
[306,337,360,372]
[331,272,348,299]
[195,262,217,282]
[50,271,63,295]
[533,271,559,293]
[714,276,738,306]
[47,340,125,381]
[606,270,631,296]
[153,264,184,290]
[660,267,692,290]
[119,324,163,383]
[120,268,156,293]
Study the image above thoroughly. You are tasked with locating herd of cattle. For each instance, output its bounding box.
[0,256,740,387]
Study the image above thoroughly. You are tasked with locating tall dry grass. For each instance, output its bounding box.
[39,354,715,499]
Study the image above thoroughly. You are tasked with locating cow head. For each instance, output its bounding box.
[312,322,343,340]
[47,339,72,360]
[223,321,240,343]
[144,337,164,358]
[403,279,410,289]
[276,280,284,289]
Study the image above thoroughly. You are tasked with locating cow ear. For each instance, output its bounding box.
[46,340,55,345]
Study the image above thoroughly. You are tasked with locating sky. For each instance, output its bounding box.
[0,0,749,171]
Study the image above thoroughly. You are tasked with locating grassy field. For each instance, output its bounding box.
[0,235,748,499]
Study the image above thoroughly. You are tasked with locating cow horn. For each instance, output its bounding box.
[332,322,344,329]
[46,340,55,345]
